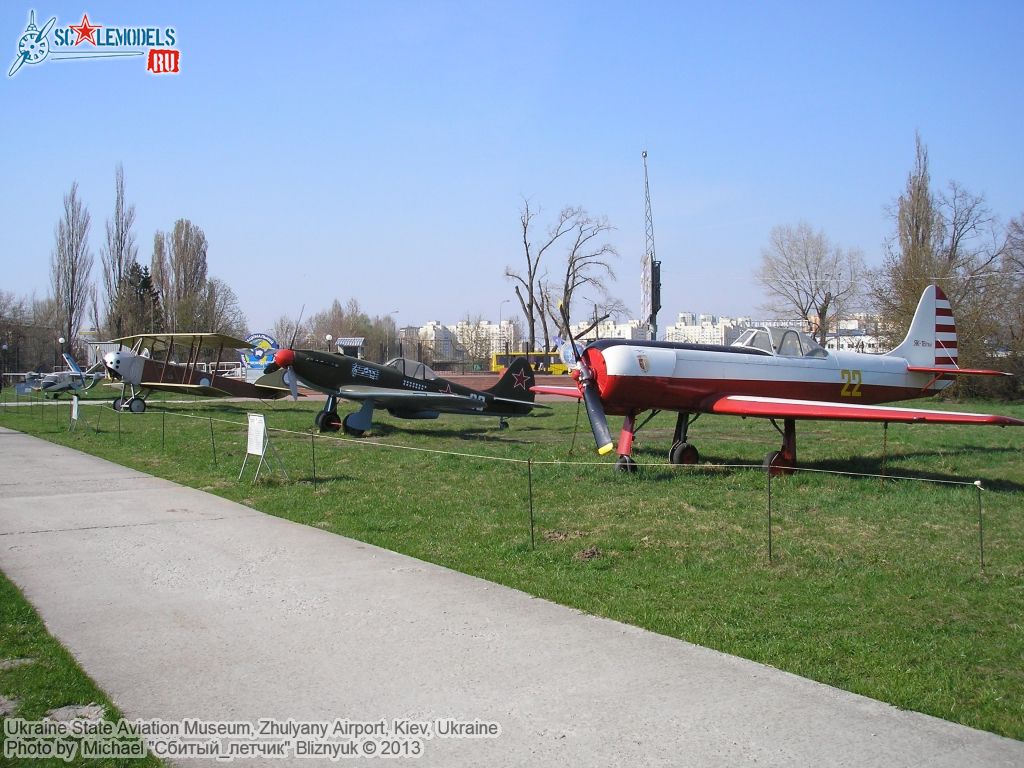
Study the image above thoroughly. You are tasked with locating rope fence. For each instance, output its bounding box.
[0,394,1007,570]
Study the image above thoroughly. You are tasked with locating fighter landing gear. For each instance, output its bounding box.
[763,418,796,476]
[315,395,342,433]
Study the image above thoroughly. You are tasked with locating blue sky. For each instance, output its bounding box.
[2,1,1021,334]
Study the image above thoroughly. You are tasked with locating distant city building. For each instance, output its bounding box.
[571,319,648,342]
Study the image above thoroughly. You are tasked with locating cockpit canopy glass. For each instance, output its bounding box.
[384,358,438,380]
[731,328,828,358]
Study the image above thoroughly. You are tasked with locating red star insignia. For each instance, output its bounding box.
[512,370,529,390]
[69,13,102,46]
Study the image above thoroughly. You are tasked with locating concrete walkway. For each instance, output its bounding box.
[0,426,1020,767]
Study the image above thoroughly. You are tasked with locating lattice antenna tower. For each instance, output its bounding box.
[640,150,662,340]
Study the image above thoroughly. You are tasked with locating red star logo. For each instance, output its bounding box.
[512,370,529,390]
[69,13,102,46]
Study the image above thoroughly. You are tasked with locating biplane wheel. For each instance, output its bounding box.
[341,413,364,437]
[614,455,638,473]
[498,418,509,430]
[129,398,146,414]
[113,397,124,411]
[669,441,699,465]
[763,450,795,477]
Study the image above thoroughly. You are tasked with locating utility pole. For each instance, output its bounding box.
[640,150,662,340]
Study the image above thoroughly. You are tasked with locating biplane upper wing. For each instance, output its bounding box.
[707,395,1024,426]
[104,332,254,352]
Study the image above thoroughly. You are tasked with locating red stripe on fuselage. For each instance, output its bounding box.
[596,375,942,415]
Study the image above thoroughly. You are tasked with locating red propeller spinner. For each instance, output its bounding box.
[274,348,295,369]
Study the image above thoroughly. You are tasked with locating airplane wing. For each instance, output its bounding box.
[906,365,1012,377]
[138,382,236,398]
[104,332,254,349]
[337,385,487,410]
[707,395,1024,426]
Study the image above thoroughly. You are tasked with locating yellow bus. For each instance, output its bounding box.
[490,351,570,375]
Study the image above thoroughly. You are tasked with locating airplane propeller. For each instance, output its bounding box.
[282,366,299,401]
[560,303,614,455]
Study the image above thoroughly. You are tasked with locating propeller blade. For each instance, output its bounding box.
[282,368,299,401]
[557,302,614,455]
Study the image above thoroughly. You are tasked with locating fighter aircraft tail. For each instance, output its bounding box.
[888,284,958,368]
[486,357,536,403]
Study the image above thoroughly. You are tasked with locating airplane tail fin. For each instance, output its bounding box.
[888,284,958,368]
[62,352,84,376]
[486,357,536,402]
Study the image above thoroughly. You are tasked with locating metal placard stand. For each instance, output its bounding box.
[238,413,287,483]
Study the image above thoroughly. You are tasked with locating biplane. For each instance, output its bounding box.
[536,285,1024,472]
[102,332,290,412]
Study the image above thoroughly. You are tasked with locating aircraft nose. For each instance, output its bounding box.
[274,348,295,368]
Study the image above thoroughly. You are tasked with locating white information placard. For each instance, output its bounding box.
[71,395,79,421]
[246,413,266,456]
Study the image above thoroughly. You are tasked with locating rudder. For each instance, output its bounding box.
[888,284,958,367]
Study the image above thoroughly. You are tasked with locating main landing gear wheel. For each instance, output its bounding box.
[498,418,509,430]
[112,397,123,411]
[669,441,699,465]
[614,455,638,473]
[342,413,365,437]
[316,412,341,433]
[129,398,146,414]
[763,450,795,476]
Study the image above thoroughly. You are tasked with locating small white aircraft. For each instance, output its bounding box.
[16,353,106,398]
[536,285,1023,472]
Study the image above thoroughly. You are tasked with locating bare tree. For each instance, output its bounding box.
[543,212,619,349]
[165,219,209,331]
[869,133,1004,367]
[50,181,94,354]
[756,221,864,344]
[100,164,138,337]
[150,230,170,326]
[199,277,246,337]
[272,314,307,347]
[506,201,578,351]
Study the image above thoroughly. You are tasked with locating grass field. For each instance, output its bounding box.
[1,390,1022,740]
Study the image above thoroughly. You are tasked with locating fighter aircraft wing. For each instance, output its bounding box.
[707,395,1024,426]
[337,385,486,410]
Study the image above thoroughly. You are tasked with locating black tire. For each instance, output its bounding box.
[341,413,364,436]
[669,441,699,465]
[319,412,341,433]
[129,398,146,414]
[313,412,325,430]
[113,397,123,411]
[614,455,638,473]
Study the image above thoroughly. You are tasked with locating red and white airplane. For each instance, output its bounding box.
[535,285,1023,472]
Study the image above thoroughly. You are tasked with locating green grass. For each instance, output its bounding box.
[0,572,165,768]
[1,391,1022,739]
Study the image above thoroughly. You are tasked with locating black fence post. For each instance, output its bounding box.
[767,467,773,562]
[975,480,985,570]
[528,460,535,550]
[311,431,318,490]
[209,417,217,468]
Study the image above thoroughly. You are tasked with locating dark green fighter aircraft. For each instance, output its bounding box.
[262,349,544,434]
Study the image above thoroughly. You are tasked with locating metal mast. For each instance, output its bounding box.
[640,150,662,340]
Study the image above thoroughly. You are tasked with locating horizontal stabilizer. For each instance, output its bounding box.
[906,366,1011,377]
